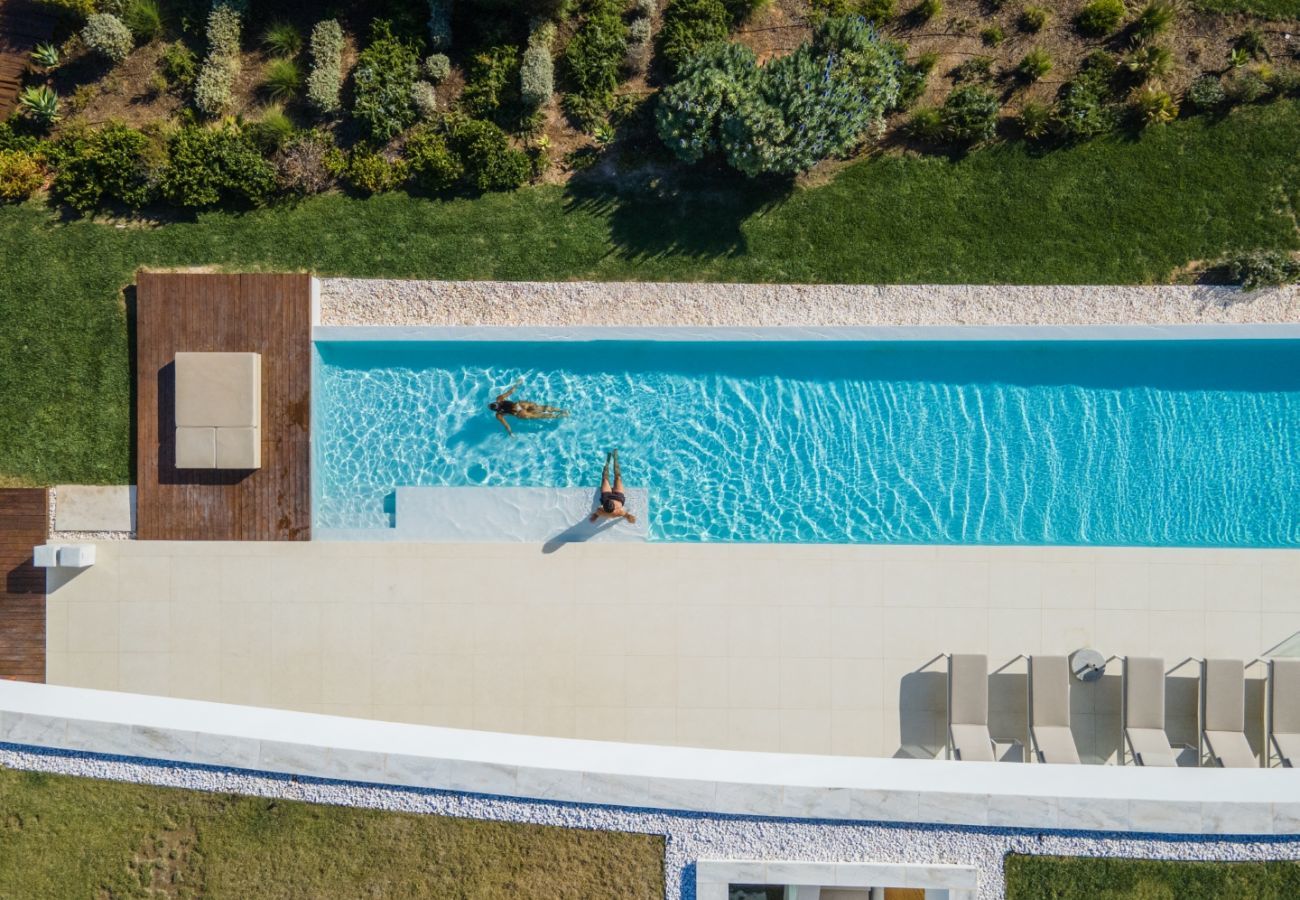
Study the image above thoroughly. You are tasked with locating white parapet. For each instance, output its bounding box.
[1,681,1298,836]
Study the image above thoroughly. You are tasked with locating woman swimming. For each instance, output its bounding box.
[590,450,637,524]
[488,381,568,436]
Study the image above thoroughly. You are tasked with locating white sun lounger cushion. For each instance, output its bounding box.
[949,723,996,762]
[1126,727,1178,767]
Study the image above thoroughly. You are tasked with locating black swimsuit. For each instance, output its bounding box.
[601,490,626,512]
[496,400,517,415]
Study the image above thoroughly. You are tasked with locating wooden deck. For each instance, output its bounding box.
[135,271,313,541]
[0,489,47,683]
[0,0,54,118]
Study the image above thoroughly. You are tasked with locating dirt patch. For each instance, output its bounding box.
[116,814,204,899]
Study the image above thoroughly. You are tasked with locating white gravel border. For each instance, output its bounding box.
[46,487,135,542]
[4,744,1298,900]
[319,280,1300,328]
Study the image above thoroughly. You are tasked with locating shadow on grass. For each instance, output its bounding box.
[562,163,792,264]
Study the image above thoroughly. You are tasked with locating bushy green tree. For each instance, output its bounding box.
[405,123,463,192]
[563,0,628,112]
[657,17,902,177]
[446,116,531,191]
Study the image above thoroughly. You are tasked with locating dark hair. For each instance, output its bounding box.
[603,498,617,513]
[488,401,499,411]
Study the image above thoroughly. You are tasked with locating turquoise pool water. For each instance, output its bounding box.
[312,340,1300,546]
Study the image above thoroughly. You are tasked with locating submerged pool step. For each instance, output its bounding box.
[392,486,649,543]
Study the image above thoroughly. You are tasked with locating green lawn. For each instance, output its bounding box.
[1005,854,1300,899]
[0,767,664,899]
[2,100,1298,485]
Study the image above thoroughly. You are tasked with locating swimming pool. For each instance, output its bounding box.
[312,338,1300,546]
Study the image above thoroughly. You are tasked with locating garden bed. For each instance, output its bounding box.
[1005,853,1300,899]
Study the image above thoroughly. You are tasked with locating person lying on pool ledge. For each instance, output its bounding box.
[591,450,637,525]
[488,380,568,436]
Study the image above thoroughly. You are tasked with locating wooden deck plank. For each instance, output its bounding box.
[0,0,55,118]
[0,488,47,683]
[135,271,312,541]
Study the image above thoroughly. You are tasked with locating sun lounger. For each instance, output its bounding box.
[1201,658,1257,768]
[1028,655,1081,764]
[946,654,995,761]
[1268,658,1300,767]
[174,352,261,469]
[1122,656,1178,767]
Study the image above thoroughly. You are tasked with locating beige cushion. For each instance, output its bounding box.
[1127,727,1178,767]
[1125,657,1166,730]
[1031,656,1071,728]
[216,427,261,469]
[175,426,216,469]
[1205,729,1257,768]
[1272,659,1300,735]
[175,352,261,428]
[1204,658,1245,733]
[948,654,988,726]
[949,723,995,762]
[1033,725,1081,764]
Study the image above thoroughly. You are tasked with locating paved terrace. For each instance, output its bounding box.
[46,540,1300,759]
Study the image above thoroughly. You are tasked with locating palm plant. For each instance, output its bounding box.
[261,58,301,101]
[262,22,303,57]
[19,85,60,123]
[31,42,60,68]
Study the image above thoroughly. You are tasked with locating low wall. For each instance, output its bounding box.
[2,681,1297,836]
[317,279,1300,328]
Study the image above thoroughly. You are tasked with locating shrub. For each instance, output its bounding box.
[1185,74,1225,111]
[159,124,275,208]
[412,80,439,118]
[19,86,60,124]
[425,53,451,82]
[858,0,896,22]
[262,21,302,57]
[1075,0,1125,37]
[658,16,903,176]
[124,0,162,42]
[626,16,653,72]
[462,47,519,121]
[159,41,196,87]
[563,0,628,118]
[0,149,44,201]
[345,149,408,195]
[446,115,531,191]
[194,3,244,116]
[1227,250,1299,290]
[1017,99,1051,138]
[1234,28,1268,62]
[1125,44,1172,83]
[940,84,998,143]
[1018,4,1048,31]
[1224,69,1269,104]
[405,123,463,191]
[635,0,658,14]
[1130,1,1174,45]
[82,13,134,63]
[272,130,334,195]
[659,0,730,74]
[262,58,301,100]
[306,19,345,114]
[428,0,452,52]
[1017,47,1052,81]
[1266,67,1300,97]
[1130,85,1177,126]
[35,0,94,17]
[32,42,60,68]
[916,0,942,21]
[51,122,158,213]
[723,0,765,19]
[895,50,936,109]
[980,25,1003,46]
[352,20,421,140]
[907,106,942,140]
[521,45,555,108]
[0,121,42,154]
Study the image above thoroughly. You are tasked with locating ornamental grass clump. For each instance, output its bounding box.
[124,0,163,42]
[1125,44,1173,83]
[1129,1,1175,45]
[262,58,301,101]
[262,21,302,57]
[1130,85,1178,126]
[194,2,245,117]
[306,19,344,114]
[1075,0,1125,37]
[1017,47,1052,81]
[656,16,902,177]
[351,20,421,140]
[82,13,134,64]
[1018,4,1048,32]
